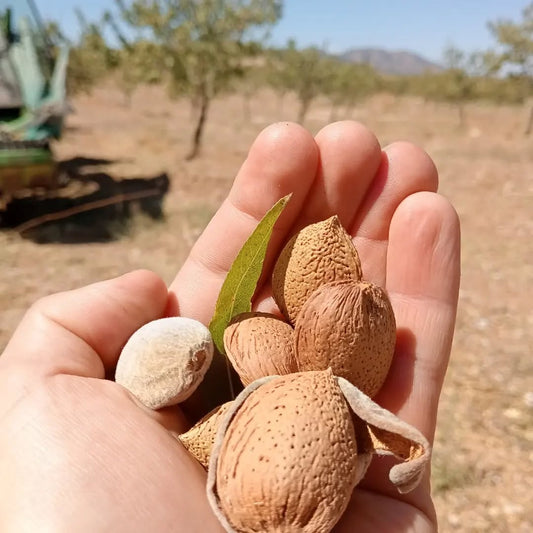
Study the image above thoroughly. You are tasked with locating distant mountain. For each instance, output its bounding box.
[338,48,442,76]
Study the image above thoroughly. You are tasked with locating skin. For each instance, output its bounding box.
[0,121,460,532]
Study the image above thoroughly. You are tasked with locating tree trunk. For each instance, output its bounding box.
[122,90,133,108]
[277,92,285,116]
[344,100,355,119]
[186,92,210,160]
[189,96,200,121]
[297,97,311,124]
[457,102,466,128]
[328,102,337,123]
[242,92,252,123]
[525,104,533,136]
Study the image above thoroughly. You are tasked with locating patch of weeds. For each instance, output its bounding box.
[432,457,480,495]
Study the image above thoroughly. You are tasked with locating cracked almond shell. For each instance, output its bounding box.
[294,281,396,398]
[272,215,363,325]
[209,369,359,533]
[207,373,431,533]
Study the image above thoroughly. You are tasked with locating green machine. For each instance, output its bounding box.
[0,0,68,200]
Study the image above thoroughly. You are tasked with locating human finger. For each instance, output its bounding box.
[169,122,319,325]
[351,142,439,286]
[1,270,168,379]
[380,191,461,439]
[297,120,382,230]
[348,192,459,517]
[255,139,438,315]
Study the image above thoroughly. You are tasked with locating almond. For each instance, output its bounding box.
[207,373,431,532]
[209,369,359,533]
[272,215,362,325]
[178,402,233,469]
[115,317,213,409]
[223,312,297,385]
[294,281,396,398]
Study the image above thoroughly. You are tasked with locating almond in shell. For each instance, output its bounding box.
[272,215,363,325]
[207,371,431,532]
[208,369,359,533]
[178,402,233,469]
[294,280,396,398]
[223,312,297,386]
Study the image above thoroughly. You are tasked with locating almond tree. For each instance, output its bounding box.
[236,62,269,123]
[488,2,533,134]
[116,40,165,106]
[267,41,332,124]
[66,9,118,95]
[441,46,478,127]
[102,11,165,106]
[323,61,379,121]
[112,0,281,159]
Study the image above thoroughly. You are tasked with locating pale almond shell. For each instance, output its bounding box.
[115,317,213,409]
[336,377,431,494]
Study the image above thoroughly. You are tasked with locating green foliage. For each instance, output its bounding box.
[209,194,291,355]
[265,43,380,123]
[487,3,533,133]
[379,74,411,96]
[404,46,486,126]
[234,63,272,121]
[323,60,379,119]
[114,40,165,104]
[476,75,529,105]
[267,41,334,123]
[488,2,533,76]
[66,10,118,95]
[441,46,478,102]
[113,0,282,157]
[384,14,531,122]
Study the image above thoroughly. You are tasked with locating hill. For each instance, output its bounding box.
[338,47,442,75]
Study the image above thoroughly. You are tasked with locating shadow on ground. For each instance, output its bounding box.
[0,156,170,244]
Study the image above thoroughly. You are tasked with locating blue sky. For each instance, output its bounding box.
[25,0,531,63]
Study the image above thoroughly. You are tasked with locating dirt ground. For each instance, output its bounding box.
[1,84,531,531]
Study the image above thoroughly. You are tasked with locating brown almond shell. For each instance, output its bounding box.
[223,312,297,386]
[178,401,233,469]
[272,215,363,325]
[207,372,431,532]
[208,370,360,533]
[294,280,396,398]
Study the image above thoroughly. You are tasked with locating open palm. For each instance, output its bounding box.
[0,121,460,532]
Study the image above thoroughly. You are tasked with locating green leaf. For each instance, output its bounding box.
[209,193,291,354]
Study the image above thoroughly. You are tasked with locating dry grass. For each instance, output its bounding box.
[1,84,532,531]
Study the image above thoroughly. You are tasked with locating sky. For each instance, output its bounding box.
[18,0,532,63]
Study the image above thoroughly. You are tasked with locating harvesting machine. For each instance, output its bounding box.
[0,0,169,241]
[0,0,68,204]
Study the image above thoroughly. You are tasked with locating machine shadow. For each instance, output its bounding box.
[0,156,170,244]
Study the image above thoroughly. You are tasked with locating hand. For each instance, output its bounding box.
[0,121,460,532]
